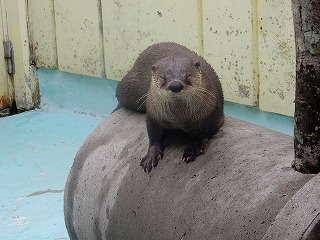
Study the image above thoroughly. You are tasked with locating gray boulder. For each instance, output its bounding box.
[64,109,319,240]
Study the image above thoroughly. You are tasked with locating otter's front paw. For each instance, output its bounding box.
[182,141,206,163]
[140,146,163,172]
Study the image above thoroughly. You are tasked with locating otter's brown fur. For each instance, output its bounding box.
[116,42,224,172]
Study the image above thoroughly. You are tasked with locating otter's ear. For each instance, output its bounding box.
[194,61,201,69]
[151,65,157,72]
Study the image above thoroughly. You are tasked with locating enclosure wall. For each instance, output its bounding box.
[27,0,296,116]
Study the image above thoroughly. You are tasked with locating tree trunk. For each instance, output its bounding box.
[292,0,320,173]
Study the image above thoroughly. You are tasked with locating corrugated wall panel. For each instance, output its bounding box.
[102,0,199,80]
[258,0,296,116]
[203,0,257,106]
[55,0,105,77]
[28,0,57,68]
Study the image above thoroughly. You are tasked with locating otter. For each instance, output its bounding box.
[116,42,224,172]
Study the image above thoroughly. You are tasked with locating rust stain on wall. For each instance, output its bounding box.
[0,95,10,110]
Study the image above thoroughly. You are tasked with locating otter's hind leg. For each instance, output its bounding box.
[140,117,164,172]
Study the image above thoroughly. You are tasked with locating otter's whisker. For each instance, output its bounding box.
[137,98,147,111]
[136,92,150,103]
[192,92,215,110]
[196,87,217,100]
[136,92,152,111]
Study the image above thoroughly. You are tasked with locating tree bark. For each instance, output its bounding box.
[292,0,320,173]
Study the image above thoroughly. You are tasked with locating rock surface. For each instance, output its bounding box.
[64,109,317,240]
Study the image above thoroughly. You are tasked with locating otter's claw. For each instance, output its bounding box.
[140,145,163,172]
[182,142,205,163]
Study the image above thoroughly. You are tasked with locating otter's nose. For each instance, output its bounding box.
[169,81,184,93]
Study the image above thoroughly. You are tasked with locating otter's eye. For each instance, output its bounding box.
[159,76,166,88]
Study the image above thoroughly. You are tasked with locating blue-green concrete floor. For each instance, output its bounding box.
[0,68,294,239]
[0,111,101,239]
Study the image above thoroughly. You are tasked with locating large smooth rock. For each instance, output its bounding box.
[64,109,315,240]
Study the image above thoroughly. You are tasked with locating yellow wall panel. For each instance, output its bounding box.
[102,0,200,80]
[203,0,257,106]
[258,0,296,116]
[55,0,104,77]
[28,0,57,68]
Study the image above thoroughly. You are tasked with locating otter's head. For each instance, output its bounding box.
[150,57,202,95]
[147,57,217,122]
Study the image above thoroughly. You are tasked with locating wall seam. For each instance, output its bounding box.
[97,0,106,78]
[252,0,260,106]
[52,1,60,68]
[197,0,204,56]
[0,0,8,39]
[51,0,58,67]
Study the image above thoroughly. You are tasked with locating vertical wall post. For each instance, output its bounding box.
[1,0,39,111]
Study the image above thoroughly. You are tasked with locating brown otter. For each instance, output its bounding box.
[115,42,224,172]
